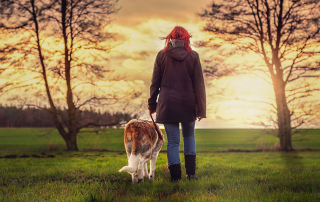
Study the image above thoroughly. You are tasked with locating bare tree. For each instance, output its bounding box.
[0,0,136,151]
[199,0,320,150]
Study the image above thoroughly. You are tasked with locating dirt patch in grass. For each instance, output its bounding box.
[81,148,320,154]
[2,155,18,159]
[1,148,319,160]
[0,154,55,159]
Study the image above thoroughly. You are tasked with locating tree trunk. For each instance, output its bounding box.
[64,133,79,151]
[273,77,292,151]
[61,0,79,151]
[32,0,71,150]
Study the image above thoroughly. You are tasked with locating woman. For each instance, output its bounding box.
[148,26,206,181]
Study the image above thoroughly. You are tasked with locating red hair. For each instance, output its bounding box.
[163,26,192,52]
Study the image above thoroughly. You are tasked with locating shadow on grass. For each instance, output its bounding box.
[84,165,192,202]
[265,152,318,193]
[1,172,130,188]
[280,151,305,172]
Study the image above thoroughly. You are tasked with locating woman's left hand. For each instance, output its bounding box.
[197,117,203,121]
[148,108,156,115]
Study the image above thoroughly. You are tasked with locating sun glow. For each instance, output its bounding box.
[1,0,319,128]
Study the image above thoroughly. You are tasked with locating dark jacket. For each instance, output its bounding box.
[148,39,206,123]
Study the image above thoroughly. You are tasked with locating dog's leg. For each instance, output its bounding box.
[149,152,159,181]
[143,162,149,178]
[127,153,130,164]
[132,171,138,184]
[137,157,145,183]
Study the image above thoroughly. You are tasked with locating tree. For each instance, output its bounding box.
[0,0,138,151]
[200,0,320,150]
[0,105,137,127]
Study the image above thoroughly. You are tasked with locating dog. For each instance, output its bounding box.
[119,119,164,184]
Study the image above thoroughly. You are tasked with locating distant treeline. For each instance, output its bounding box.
[0,105,136,128]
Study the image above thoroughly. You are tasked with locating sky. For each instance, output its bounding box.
[1,0,319,129]
[104,0,279,128]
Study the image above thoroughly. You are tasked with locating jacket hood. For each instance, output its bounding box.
[164,39,189,60]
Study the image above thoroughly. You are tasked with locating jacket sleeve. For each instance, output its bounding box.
[193,52,206,118]
[148,51,163,111]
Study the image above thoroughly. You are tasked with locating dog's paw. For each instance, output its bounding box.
[149,175,154,181]
[143,173,149,178]
[132,178,144,184]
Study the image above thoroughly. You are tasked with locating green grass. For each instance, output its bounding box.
[1,151,320,201]
[0,128,125,151]
[1,128,320,201]
[0,128,319,152]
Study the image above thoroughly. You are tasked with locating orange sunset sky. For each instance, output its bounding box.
[1,0,319,128]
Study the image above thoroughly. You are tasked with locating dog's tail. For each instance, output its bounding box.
[119,154,140,174]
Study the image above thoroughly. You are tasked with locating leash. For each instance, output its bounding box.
[150,112,163,141]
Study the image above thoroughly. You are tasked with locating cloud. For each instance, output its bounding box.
[107,17,210,83]
[104,16,279,128]
[215,115,226,120]
[114,0,212,27]
[139,51,150,58]
[3,0,319,128]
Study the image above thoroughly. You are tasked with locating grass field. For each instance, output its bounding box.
[1,151,320,201]
[1,128,320,201]
[1,128,320,152]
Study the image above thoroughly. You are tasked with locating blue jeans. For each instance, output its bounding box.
[164,121,196,166]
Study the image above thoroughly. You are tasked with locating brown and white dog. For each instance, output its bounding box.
[119,119,164,184]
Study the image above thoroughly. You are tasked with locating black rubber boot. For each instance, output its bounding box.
[168,164,181,182]
[185,155,197,180]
